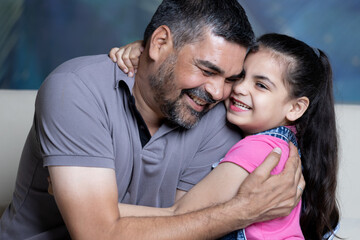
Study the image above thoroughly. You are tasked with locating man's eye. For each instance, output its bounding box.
[202,69,214,76]
[256,82,268,89]
[225,78,239,83]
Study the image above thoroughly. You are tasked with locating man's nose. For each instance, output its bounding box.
[204,79,224,101]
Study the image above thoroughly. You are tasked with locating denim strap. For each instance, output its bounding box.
[255,126,301,157]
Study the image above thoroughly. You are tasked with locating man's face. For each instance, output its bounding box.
[149,31,247,128]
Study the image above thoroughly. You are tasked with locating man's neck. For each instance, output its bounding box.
[132,82,163,136]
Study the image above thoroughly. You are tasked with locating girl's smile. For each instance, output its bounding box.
[228,96,252,112]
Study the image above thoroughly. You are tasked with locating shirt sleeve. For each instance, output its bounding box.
[220,135,277,174]
[36,71,115,169]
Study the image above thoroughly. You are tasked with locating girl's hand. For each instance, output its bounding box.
[109,40,144,77]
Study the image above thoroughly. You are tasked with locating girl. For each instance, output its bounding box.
[110,33,340,239]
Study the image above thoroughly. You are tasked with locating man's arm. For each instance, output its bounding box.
[49,166,240,239]
[50,145,303,239]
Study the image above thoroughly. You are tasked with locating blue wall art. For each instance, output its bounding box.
[0,0,359,103]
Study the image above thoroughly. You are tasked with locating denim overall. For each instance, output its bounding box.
[217,126,339,240]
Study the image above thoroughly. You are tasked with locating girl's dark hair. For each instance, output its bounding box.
[143,0,255,50]
[253,33,340,239]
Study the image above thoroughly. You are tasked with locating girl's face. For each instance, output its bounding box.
[225,49,295,135]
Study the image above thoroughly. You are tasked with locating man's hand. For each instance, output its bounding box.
[233,143,305,226]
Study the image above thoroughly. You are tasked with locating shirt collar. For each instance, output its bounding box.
[113,63,135,92]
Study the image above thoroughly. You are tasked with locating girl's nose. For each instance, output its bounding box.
[232,79,249,96]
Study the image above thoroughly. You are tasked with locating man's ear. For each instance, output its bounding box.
[286,96,310,122]
[148,25,174,61]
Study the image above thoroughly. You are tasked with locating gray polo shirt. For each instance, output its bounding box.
[0,55,242,239]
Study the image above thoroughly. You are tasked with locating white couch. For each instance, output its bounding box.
[0,89,359,237]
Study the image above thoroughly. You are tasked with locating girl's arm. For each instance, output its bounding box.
[172,162,249,214]
[117,162,249,217]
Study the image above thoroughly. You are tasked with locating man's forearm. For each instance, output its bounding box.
[110,201,250,240]
[117,203,173,217]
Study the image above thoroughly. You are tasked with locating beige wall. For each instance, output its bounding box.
[0,90,359,236]
[335,104,360,237]
[0,90,36,212]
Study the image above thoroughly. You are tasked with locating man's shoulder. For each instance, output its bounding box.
[199,103,227,125]
[40,54,130,94]
[45,54,133,91]
[37,54,126,112]
[51,54,112,75]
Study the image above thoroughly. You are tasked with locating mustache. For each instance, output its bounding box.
[182,88,216,104]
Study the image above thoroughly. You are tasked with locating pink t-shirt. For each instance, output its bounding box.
[220,133,304,239]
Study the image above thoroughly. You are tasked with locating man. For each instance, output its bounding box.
[0,0,304,239]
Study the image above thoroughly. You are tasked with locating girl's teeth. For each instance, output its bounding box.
[233,100,250,110]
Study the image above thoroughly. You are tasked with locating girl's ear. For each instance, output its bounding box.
[286,96,309,122]
[148,25,174,61]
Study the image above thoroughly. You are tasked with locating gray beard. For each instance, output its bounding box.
[149,54,215,129]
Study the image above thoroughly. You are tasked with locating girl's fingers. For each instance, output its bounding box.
[109,40,144,77]
[122,47,134,77]
[109,47,120,62]
[114,48,129,74]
